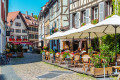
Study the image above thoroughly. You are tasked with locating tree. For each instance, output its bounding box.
[34,15,38,20]
[112,0,120,15]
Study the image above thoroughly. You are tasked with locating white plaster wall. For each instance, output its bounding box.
[11,14,28,36]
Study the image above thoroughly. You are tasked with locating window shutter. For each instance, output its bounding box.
[99,2,104,22]
[70,14,73,29]
[75,12,80,28]
[86,8,90,24]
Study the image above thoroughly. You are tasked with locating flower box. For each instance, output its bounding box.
[90,67,112,76]
[9,38,15,41]
[16,39,22,41]
[91,19,98,24]
[23,39,28,41]
[81,23,86,27]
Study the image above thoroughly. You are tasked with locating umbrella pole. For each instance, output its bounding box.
[73,36,74,51]
[88,32,91,48]
[114,25,118,74]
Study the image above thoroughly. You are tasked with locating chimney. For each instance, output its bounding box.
[26,11,28,16]
[31,13,33,17]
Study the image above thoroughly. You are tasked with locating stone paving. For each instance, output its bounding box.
[0,53,116,80]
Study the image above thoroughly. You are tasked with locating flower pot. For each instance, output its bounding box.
[90,67,112,76]
[66,55,70,58]
[42,52,45,56]
[50,54,53,57]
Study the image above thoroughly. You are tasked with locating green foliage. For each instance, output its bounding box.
[112,0,120,15]
[62,52,70,58]
[33,15,38,20]
[40,50,45,54]
[81,23,86,27]
[49,49,55,54]
[91,19,98,24]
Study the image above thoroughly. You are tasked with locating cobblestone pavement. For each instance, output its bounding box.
[0,53,115,80]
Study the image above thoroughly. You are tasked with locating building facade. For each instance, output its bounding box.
[38,0,113,51]
[7,11,29,51]
[22,12,39,50]
[38,0,69,51]
[0,0,8,53]
[7,11,39,52]
[69,0,112,50]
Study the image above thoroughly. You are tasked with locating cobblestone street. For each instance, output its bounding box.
[0,53,111,80]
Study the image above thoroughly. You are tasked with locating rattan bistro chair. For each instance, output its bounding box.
[45,51,50,60]
[73,53,80,67]
[55,52,60,63]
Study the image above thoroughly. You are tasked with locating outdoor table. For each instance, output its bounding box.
[112,66,120,72]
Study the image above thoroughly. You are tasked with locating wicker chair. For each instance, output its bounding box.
[45,51,50,60]
[73,53,80,67]
[55,53,60,63]
[82,54,91,72]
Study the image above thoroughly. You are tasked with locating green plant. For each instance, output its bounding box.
[105,15,112,19]
[43,46,48,50]
[62,52,70,58]
[112,0,120,15]
[91,19,98,24]
[81,23,86,27]
[40,50,45,54]
[49,49,55,54]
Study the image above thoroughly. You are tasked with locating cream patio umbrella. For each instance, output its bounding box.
[81,15,120,74]
[45,32,63,40]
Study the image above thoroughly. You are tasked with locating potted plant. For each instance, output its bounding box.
[40,50,45,55]
[105,15,112,19]
[91,19,98,24]
[49,49,55,57]
[81,23,86,27]
[63,51,70,58]
[43,46,48,50]
[90,44,113,76]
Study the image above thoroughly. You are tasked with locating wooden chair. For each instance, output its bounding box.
[73,53,80,67]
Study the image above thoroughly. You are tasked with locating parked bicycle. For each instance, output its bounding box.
[0,53,10,65]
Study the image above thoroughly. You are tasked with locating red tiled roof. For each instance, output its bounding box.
[7,11,20,27]
[22,14,38,27]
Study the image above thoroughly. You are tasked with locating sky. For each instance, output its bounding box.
[8,0,49,16]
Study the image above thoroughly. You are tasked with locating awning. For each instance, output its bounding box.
[12,42,32,45]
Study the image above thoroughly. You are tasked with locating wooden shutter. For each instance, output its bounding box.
[86,8,90,24]
[70,14,73,29]
[81,12,83,23]
[99,2,104,22]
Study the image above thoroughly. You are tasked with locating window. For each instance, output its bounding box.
[17,16,20,19]
[15,22,21,27]
[29,27,31,31]
[22,30,27,33]
[94,7,98,19]
[83,11,86,23]
[17,36,21,39]
[10,36,14,39]
[35,35,38,39]
[16,29,21,33]
[10,29,14,32]
[22,36,27,39]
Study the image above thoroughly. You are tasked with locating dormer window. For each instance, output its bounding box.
[17,16,20,19]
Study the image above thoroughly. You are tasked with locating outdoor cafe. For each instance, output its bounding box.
[41,15,120,77]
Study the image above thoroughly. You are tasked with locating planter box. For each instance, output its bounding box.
[90,67,112,76]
